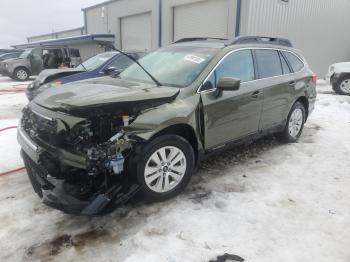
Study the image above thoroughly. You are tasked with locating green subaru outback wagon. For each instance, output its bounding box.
[18,36,317,215]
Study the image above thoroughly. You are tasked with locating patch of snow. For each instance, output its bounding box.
[0,79,349,262]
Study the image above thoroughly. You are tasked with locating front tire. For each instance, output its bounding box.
[333,75,350,96]
[277,102,306,143]
[14,67,30,81]
[135,135,195,201]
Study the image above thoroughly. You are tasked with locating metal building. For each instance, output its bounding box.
[82,0,350,76]
[27,27,85,43]
[13,34,115,60]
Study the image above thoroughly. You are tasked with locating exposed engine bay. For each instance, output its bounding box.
[18,76,181,215]
[20,106,142,215]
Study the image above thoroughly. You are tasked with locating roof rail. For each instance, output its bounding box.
[174,37,228,43]
[232,36,293,47]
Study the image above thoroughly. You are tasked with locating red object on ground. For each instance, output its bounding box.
[0,125,25,177]
[0,126,18,132]
[0,167,26,177]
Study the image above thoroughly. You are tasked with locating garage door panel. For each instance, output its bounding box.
[173,0,229,41]
[121,12,152,51]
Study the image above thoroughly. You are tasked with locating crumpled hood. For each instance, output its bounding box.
[33,77,180,116]
[34,68,84,86]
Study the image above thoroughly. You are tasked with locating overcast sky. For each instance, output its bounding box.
[0,0,104,48]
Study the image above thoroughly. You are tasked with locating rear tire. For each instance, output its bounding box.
[14,67,30,81]
[135,135,195,201]
[277,102,306,143]
[333,75,350,96]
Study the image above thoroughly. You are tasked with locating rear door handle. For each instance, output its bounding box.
[289,81,296,87]
[251,91,262,99]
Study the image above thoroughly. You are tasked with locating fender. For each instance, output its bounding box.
[124,94,203,147]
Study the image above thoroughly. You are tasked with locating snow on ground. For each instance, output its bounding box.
[0,77,349,262]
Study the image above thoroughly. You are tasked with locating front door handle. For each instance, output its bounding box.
[251,91,262,99]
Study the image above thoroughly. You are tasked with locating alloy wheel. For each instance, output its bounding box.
[288,108,303,138]
[17,70,28,80]
[340,79,350,94]
[144,146,187,193]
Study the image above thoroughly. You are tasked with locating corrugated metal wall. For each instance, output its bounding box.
[241,0,350,76]
[85,0,160,51]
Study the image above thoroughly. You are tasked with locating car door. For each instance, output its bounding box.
[200,49,264,149]
[30,48,43,75]
[254,49,294,131]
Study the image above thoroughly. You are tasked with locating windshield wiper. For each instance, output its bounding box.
[101,44,162,87]
[78,63,87,71]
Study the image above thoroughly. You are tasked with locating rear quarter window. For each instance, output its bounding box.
[283,51,304,72]
[255,49,283,79]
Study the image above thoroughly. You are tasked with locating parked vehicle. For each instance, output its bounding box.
[0,52,22,62]
[18,36,317,215]
[26,51,146,100]
[326,62,350,95]
[0,46,81,81]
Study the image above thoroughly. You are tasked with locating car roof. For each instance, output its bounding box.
[171,36,297,52]
[171,39,302,58]
[0,52,20,57]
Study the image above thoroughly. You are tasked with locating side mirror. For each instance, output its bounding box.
[103,66,118,75]
[217,77,241,91]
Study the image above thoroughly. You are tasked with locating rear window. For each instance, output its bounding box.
[279,52,292,74]
[255,49,283,79]
[283,51,304,72]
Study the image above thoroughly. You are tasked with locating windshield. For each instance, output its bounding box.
[19,49,33,59]
[119,46,218,87]
[76,52,118,71]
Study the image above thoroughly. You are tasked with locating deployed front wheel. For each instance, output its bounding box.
[277,102,306,143]
[136,135,195,201]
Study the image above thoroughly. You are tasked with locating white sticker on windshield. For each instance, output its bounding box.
[184,54,206,64]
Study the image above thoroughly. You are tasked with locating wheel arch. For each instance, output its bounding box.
[150,123,199,165]
[14,66,31,76]
[295,96,309,120]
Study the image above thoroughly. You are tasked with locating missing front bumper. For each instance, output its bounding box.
[21,150,140,216]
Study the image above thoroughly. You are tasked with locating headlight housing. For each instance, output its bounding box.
[41,80,62,90]
[27,83,35,90]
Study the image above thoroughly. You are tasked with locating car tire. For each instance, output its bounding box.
[14,67,30,81]
[135,135,195,201]
[333,75,350,96]
[276,102,306,143]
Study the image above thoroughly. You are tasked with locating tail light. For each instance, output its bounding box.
[311,73,317,83]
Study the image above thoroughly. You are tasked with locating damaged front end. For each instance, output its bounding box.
[18,105,143,216]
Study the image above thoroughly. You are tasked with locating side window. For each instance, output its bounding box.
[255,49,283,79]
[107,55,134,71]
[279,52,291,74]
[283,51,304,72]
[202,72,216,91]
[216,50,255,83]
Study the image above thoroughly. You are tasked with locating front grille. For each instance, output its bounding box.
[22,107,63,146]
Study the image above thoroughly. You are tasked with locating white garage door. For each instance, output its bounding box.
[121,12,152,51]
[173,0,229,42]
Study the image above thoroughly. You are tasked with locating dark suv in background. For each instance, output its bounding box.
[18,36,317,215]
[0,46,81,81]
